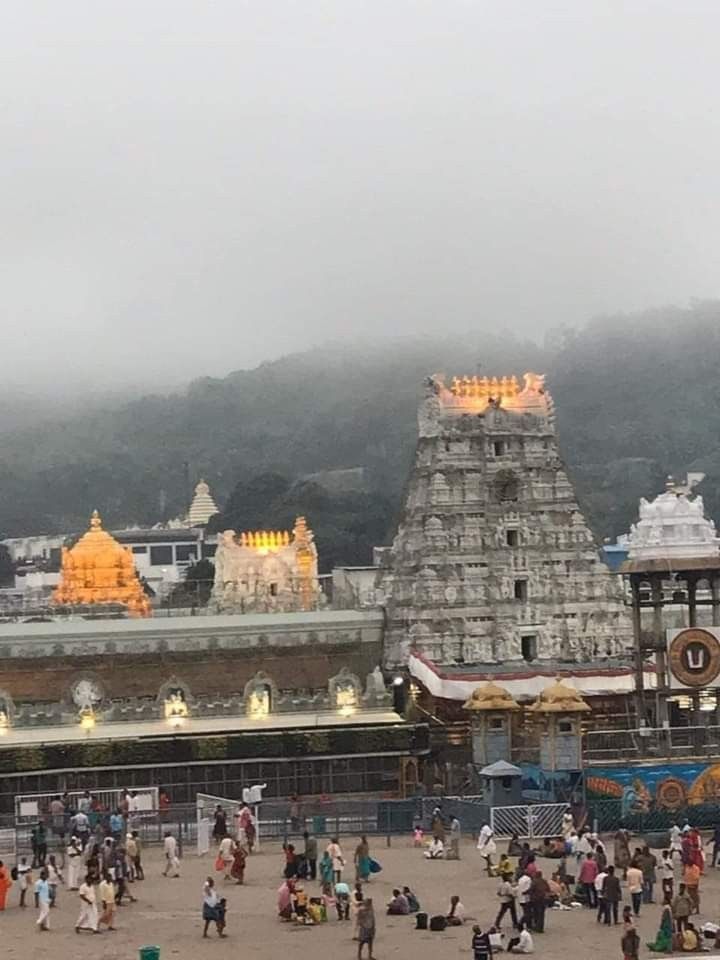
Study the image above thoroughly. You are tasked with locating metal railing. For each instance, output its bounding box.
[584,725,720,763]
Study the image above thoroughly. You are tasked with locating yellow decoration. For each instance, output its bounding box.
[52,510,151,617]
[528,677,591,713]
[463,681,521,712]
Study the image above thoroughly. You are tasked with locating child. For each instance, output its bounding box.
[413,825,424,848]
[17,857,32,908]
[46,855,63,907]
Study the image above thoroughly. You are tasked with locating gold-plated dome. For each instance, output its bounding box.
[528,677,590,713]
[463,681,521,712]
[52,511,151,617]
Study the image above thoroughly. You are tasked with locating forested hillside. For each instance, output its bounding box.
[2,303,719,570]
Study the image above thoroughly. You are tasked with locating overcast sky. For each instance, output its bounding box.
[2,0,720,391]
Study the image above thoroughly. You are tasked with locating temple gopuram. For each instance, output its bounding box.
[52,511,151,617]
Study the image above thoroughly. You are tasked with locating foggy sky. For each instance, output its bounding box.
[3,1,720,391]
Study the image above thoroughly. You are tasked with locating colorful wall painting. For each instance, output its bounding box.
[586,762,720,816]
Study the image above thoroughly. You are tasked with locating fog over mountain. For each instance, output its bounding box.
[2,1,720,389]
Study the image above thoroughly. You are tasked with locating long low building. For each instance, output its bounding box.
[0,610,429,811]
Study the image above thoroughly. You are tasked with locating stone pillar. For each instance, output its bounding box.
[631,577,645,724]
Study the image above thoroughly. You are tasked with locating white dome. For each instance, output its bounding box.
[628,479,719,560]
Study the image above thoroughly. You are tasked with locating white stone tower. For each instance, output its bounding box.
[378,372,632,667]
[186,479,219,527]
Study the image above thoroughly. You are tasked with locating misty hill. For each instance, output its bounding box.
[2,303,720,571]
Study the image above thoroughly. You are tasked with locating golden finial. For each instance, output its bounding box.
[90,510,102,530]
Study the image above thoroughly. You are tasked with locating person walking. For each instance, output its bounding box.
[578,853,598,908]
[34,867,51,932]
[660,849,674,900]
[614,829,631,878]
[218,835,235,880]
[602,865,621,925]
[594,863,608,923]
[162,831,180,878]
[355,836,371,883]
[17,857,32,908]
[516,871,532,928]
[495,874,518,930]
[212,805,227,842]
[528,871,549,934]
[0,860,12,911]
[671,882,692,933]
[76,874,100,934]
[202,877,227,938]
[46,855,63,907]
[357,898,376,960]
[303,831,318,880]
[126,831,144,881]
[683,859,700,914]
[638,845,657,904]
[99,870,117,931]
[626,860,643,916]
[66,836,83,890]
[646,894,673,953]
[327,838,345,884]
[621,919,640,960]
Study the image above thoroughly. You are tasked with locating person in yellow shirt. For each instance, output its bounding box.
[98,870,116,931]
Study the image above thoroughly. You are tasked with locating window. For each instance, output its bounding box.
[493,440,506,457]
[489,716,505,731]
[149,545,173,566]
[558,720,573,733]
[270,583,278,597]
[175,544,197,562]
[514,579,528,602]
[131,545,148,555]
[506,529,519,547]
[521,635,537,662]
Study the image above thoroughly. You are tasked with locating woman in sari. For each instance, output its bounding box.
[355,837,371,883]
[278,879,296,920]
[646,896,673,953]
[230,845,247,885]
[0,860,12,910]
[319,850,335,892]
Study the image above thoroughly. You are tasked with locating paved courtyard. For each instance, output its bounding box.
[2,837,719,959]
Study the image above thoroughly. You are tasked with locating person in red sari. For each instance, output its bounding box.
[230,846,247,885]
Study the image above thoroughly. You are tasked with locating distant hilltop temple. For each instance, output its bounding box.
[378,372,632,666]
[185,479,219,528]
[210,516,320,614]
[52,511,151,617]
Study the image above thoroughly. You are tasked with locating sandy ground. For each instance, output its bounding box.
[1,838,718,959]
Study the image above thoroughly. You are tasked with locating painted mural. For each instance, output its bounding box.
[586,763,720,816]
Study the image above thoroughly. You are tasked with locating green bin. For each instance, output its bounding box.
[312,815,327,834]
[139,947,160,960]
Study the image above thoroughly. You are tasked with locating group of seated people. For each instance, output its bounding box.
[277,877,360,925]
[472,923,534,957]
[386,886,421,915]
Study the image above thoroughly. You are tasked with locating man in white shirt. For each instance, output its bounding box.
[162,831,180,877]
[34,868,51,931]
[76,877,99,933]
[71,810,90,846]
[516,871,532,928]
[595,867,608,923]
[508,921,534,953]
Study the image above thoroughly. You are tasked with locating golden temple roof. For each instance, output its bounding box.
[52,510,151,617]
[463,681,521,712]
[528,678,590,713]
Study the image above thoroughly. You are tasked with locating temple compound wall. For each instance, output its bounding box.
[378,373,633,667]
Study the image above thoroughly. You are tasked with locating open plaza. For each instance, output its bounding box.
[2,837,720,959]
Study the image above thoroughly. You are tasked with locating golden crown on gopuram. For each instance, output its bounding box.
[52,510,151,617]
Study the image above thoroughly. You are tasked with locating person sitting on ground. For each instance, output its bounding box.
[386,888,410,915]
[681,922,700,953]
[402,886,420,913]
[425,836,445,859]
[292,883,310,922]
[497,853,513,878]
[446,894,466,926]
[507,919,534,953]
[277,878,296,921]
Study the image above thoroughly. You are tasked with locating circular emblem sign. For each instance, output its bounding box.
[669,628,720,688]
